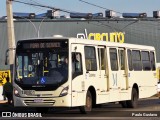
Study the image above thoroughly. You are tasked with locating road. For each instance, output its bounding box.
[0,97,160,120]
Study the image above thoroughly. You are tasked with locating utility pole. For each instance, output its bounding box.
[6,0,16,81]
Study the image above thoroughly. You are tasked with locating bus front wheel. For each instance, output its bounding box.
[79,91,92,114]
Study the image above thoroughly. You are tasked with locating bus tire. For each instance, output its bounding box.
[79,91,92,114]
[119,101,127,108]
[126,88,138,108]
[36,107,49,113]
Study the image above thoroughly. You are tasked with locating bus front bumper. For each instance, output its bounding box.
[13,96,71,107]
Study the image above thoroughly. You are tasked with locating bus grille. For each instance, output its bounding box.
[24,99,55,106]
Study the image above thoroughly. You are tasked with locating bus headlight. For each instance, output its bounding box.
[14,88,20,97]
[59,86,69,97]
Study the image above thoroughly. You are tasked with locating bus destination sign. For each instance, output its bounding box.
[23,42,61,49]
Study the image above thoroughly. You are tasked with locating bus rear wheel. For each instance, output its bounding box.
[126,88,138,108]
[120,101,128,108]
[79,91,92,114]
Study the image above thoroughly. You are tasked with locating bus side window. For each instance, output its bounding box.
[72,53,83,79]
[98,48,105,70]
[132,50,142,71]
[110,48,118,71]
[84,46,97,71]
[141,51,151,71]
[119,49,125,70]
[150,52,156,70]
[127,49,133,71]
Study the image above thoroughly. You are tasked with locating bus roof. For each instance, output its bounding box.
[18,37,155,51]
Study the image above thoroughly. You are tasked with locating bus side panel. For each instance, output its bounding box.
[128,71,157,99]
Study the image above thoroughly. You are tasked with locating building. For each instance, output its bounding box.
[0,17,160,70]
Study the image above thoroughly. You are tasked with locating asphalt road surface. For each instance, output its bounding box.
[0,97,160,120]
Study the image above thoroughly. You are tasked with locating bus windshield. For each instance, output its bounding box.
[15,40,68,90]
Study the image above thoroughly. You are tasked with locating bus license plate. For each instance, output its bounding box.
[23,90,35,95]
[34,99,43,103]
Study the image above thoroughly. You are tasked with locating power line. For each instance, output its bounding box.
[79,0,122,14]
[12,0,71,13]
[18,0,48,13]
[11,0,160,29]
[29,0,48,11]
[29,0,51,10]
[13,0,107,19]
[12,0,90,17]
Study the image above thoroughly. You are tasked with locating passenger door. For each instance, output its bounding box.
[97,46,108,103]
[71,44,85,106]
[118,48,128,90]
[108,47,120,101]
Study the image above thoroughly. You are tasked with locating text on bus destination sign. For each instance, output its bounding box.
[28,42,61,49]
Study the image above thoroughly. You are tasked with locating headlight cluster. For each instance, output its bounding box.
[14,88,20,97]
[59,86,69,97]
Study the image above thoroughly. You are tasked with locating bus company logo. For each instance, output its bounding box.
[77,29,125,43]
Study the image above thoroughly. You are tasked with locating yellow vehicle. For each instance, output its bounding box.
[0,70,11,86]
[156,63,160,98]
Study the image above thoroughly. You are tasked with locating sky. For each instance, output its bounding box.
[1,0,160,17]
